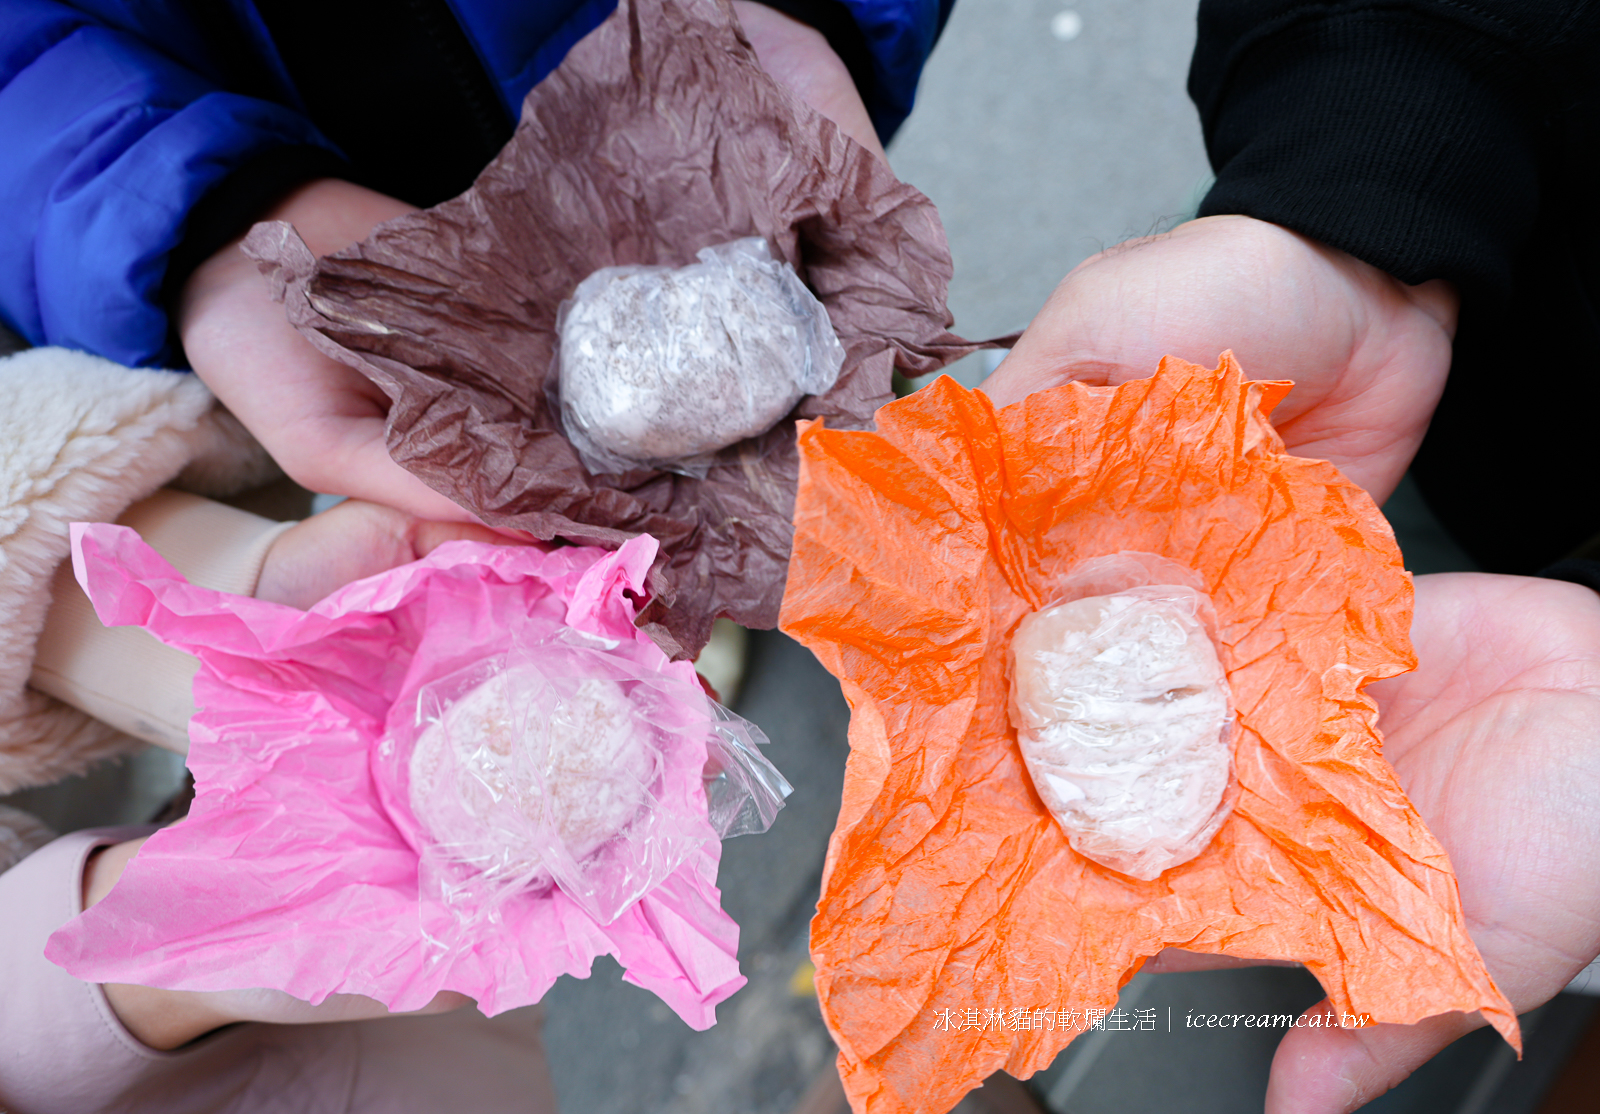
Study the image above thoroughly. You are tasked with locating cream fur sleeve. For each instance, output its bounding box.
[0,348,275,842]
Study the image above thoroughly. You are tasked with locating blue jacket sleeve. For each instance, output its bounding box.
[451,0,954,147]
[0,1,342,367]
[834,0,952,140]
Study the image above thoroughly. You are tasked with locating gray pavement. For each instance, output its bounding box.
[541,630,849,1114]
[890,0,1213,376]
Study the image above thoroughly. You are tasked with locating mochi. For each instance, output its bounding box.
[1008,585,1232,880]
[558,238,844,475]
[409,670,657,886]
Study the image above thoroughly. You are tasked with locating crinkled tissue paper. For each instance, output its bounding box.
[242,0,1004,660]
[48,526,779,1028]
[779,354,1518,1114]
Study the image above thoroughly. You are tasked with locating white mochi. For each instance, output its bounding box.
[1009,585,1233,880]
[408,669,656,886]
[557,238,844,475]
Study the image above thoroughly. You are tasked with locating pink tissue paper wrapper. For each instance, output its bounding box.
[46,523,745,1027]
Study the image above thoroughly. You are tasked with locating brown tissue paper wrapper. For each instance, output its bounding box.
[779,356,1519,1114]
[243,0,998,659]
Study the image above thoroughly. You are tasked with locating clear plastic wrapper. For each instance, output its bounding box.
[556,237,846,477]
[702,707,791,839]
[1007,552,1236,880]
[382,627,790,929]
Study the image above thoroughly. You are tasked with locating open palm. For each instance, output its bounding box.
[980,215,1459,504]
[1264,572,1600,1112]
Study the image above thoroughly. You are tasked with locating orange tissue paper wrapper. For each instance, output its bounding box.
[778,354,1518,1114]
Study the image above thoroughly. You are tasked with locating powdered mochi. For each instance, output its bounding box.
[1008,586,1232,880]
[557,238,844,475]
[409,669,657,886]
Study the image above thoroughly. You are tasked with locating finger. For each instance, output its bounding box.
[338,431,475,523]
[412,519,537,556]
[732,0,886,161]
[413,990,475,1015]
[295,989,473,1021]
[980,353,1135,408]
[223,987,473,1026]
[1265,999,1479,1114]
[1139,948,1301,975]
[83,838,149,908]
[292,420,480,524]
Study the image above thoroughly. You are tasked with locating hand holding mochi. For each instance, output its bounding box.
[241,0,1008,660]
[1009,584,1234,881]
[557,238,846,476]
[782,359,1520,1114]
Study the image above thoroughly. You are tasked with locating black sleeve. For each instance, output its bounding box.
[1540,558,1600,596]
[1189,0,1599,302]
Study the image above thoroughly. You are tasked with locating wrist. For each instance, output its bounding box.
[252,499,513,610]
[31,492,295,751]
[177,178,415,353]
[1175,215,1459,335]
[83,839,236,1050]
[732,0,884,160]
[161,147,351,326]
[259,178,417,257]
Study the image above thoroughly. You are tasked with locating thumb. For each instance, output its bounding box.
[1265,999,1481,1114]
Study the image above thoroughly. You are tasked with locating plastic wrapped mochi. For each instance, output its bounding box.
[409,672,654,888]
[557,238,846,476]
[1008,563,1234,881]
[394,636,789,927]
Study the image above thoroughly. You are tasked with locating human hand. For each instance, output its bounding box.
[1256,572,1600,1112]
[1147,573,1600,1110]
[83,838,471,1050]
[255,497,523,610]
[979,215,1459,504]
[732,0,886,161]
[178,179,474,523]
